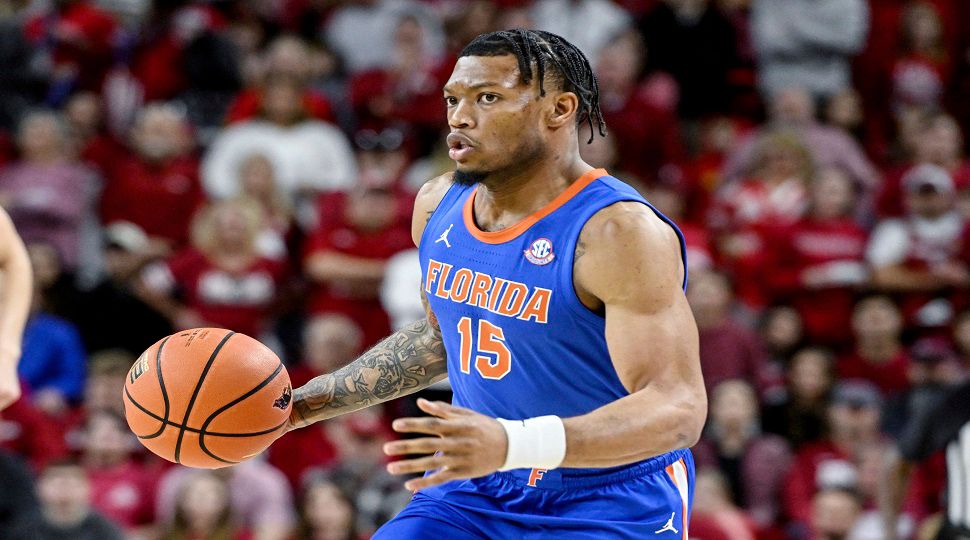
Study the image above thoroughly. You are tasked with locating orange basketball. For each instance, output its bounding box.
[122,328,292,468]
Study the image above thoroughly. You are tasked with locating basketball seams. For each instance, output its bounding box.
[173,331,235,464]
[124,385,286,438]
[140,336,172,439]
[197,362,286,464]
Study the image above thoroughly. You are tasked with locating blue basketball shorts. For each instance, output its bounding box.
[373,448,695,539]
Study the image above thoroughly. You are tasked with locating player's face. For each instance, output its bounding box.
[444,55,549,184]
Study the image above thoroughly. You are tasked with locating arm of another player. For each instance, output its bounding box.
[286,173,453,429]
[0,208,32,409]
[559,202,707,466]
[384,203,706,490]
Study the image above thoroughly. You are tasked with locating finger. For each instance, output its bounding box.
[392,416,454,435]
[417,398,470,418]
[387,455,449,476]
[405,467,461,491]
[383,437,448,456]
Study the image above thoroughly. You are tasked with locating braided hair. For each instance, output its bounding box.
[459,29,606,143]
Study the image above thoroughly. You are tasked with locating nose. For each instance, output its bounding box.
[448,98,476,130]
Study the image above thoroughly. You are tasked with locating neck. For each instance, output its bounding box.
[45,506,87,528]
[472,156,591,232]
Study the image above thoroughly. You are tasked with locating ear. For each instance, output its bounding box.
[546,91,579,129]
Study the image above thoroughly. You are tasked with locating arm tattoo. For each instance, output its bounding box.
[574,239,587,263]
[290,295,446,428]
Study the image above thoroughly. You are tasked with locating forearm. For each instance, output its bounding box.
[0,229,32,360]
[306,252,387,282]
[872,266,944,291]
[289,317,447,428]
[879,452,911,540]
[561,386,706,468]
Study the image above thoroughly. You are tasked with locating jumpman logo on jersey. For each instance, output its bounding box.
[435,224,453,248]
[655,512,678,535]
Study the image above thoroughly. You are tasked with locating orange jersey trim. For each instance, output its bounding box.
[665,459,689,540]
[462,168,608,245]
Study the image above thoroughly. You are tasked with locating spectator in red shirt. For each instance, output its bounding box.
[687,270,770,395]
[349,16,450,148]
[711,130,813,307]
[762,347,834,447]
[0,397,68,471]
[891,3,951,117]
[100,103,205,251]
[693,380,792,528]
[838,296,912,397]
[783,381,887,533]
[226,35,334,125]
[769,167,869,345]
[64,91,124,177]
[139,199,285,338]
[22,0,118,100]
[867,163,968,331]
[879,112,970,217]
[594,30,685,184]
[161,471,252,540]
[80,410,156,532]
[304,184,413,346]
[269,314,361,488]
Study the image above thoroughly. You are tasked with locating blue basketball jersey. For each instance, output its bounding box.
[418,168,688,471]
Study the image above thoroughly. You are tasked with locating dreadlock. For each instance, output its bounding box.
[459,29,606,144]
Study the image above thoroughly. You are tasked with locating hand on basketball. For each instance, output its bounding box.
[384,398,507,491]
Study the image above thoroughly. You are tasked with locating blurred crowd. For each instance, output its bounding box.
[1,0,970,539]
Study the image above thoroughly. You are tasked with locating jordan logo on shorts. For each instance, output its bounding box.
[435,224,453,248]
[655,512,678,534]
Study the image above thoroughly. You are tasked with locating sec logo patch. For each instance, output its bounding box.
[524,238,555,265]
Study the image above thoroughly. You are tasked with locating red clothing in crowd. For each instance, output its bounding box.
[23,1,118,91]
[783,440,853,525]
[877,161,970,217]
[267,423,339,489]
[87,461,158,529]
[768,217,868,345]
[99,154,205,246]
[163,249,285,338]
[226,88,335,124]
[600,90,685,183]
[349,61,451,136]
[837,350,911,396]
[0,398,67,471]
[304,192,414,346]
[697,319,769,396]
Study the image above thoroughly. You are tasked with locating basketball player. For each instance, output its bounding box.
[283,29,706,538]
[0,207,31,410]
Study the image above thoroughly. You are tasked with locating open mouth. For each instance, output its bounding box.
[447,133,475,161]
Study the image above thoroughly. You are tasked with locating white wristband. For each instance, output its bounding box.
[496,416,566,471]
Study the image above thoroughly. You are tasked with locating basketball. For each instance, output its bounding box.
[122,328,292,468]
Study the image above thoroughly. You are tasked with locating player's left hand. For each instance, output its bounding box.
[384,398,507,491]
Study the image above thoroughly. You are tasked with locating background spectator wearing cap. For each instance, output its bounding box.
[783,380,887,535]
[867,163,968,331]
[70,222,172,356]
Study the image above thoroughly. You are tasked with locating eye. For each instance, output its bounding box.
[479,93,498,104]
[444,96,458,106]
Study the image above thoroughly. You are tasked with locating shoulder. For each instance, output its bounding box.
[576,201,684,306]
[412,172,455,247]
